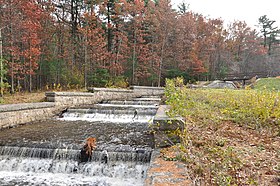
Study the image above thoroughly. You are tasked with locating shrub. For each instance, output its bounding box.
[106,76,129,88]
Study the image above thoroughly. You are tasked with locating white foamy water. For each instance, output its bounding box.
[95,104,158,109]
[0,156,148,186]
[59,113,154,123]
[0,171,142,186]
[0,97,158,185]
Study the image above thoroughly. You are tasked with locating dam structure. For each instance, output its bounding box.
[0,87,165,185]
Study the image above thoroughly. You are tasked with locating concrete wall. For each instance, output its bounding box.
[0,102,58,129]
[152,105,184,148]
[0,87,164,129]
[46,87,164,107]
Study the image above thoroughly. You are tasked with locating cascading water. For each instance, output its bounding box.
[60,100,159,123]
[102,97,161,106]
[0,96,160,185]
[0,146,151,185]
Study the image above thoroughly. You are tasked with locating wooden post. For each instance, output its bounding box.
[242,79,246,87]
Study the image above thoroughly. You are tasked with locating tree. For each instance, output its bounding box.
[0,0,44,92]
[227,21,267,74]
[0,0,277,92]
[80,6,108,87]
[20,0,43,92]
[258,15,280,55]
[178,1,189,14]
[149,0,176,86]
[122,0,157,85]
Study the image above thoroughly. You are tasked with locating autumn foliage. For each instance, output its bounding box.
[0,0,277,92]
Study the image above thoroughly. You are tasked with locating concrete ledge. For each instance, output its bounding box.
[46,92,95,97]
[87,87,133,93]
[46,91,137,106]
[0,106,61,129]
[145,149,160,186]
[0,102,55,113]
[130,86,164,91]
[152,105,184,148]
[46,87,164,106]
[131,86,165,97]
[153,105,184,130]
[46,92,96,102]
[132,97,161,101]
[1,86,165,129]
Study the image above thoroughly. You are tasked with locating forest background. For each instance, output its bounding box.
[0,0,279,95]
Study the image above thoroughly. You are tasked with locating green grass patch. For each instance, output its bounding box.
[166,78,280,130]
[254,77,280,91]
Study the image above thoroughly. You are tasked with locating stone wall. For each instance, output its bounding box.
[46,86,164,107]
[152,105,184,148]
[0,102,58,129]
[46,89,135,106]
[0,86,164,129]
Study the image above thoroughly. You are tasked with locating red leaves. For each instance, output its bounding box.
[0,0,272,90]
[1,0,43,80]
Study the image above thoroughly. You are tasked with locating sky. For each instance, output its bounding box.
[171,0,280,29]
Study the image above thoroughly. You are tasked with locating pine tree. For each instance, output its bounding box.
[258,15,280,55]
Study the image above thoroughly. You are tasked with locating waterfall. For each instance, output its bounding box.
[0,145,152,186]
[59,99,160,123]
[0,96,160,185]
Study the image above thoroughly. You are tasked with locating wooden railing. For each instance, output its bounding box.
[221,72,269,81]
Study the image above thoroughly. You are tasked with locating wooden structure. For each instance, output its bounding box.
[221,72,269,86]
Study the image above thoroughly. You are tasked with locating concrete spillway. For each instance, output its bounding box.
[0,96,161,185]
[59,99,159,124]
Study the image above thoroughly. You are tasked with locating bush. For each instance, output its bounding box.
[88,68,110,87]
[106,76,129,88]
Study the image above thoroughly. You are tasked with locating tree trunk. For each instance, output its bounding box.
[114,37,122,77]
[0,28,3,97]
[84,35,88,88]
[158,37,166,87]
[10,23,14,94]
[10,57,14,94]
[17,78,20,92]
[107,2,112,52]
[29,59,32,93]
[132,29,136,85]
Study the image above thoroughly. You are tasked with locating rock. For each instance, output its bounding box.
[206,80,237,89]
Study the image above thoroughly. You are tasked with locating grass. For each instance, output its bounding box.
[254,77,280,91]
[0,88,88,105]
[162,78,280,185]
[0,92,46,104]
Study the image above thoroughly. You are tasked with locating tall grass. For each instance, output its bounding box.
[163,78,280,185]
[165,78,280,133]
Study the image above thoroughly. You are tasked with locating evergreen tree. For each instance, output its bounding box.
[258,15,280,55]
[178,1,189,14]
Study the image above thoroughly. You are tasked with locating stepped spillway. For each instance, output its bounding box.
[0,96,161,185]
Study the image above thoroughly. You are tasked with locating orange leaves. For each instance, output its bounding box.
[0,0,274,90]
[1,0,44,79]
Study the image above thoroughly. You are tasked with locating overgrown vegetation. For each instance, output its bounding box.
[163,77,280,185]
